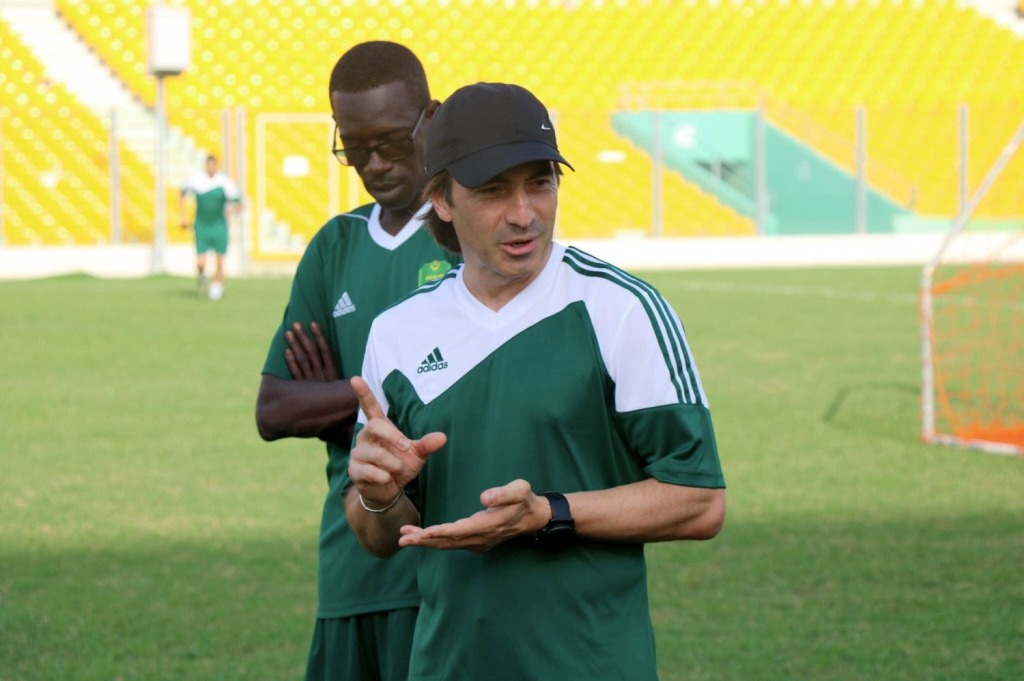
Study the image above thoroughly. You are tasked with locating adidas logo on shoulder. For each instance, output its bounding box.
[417,347,447,374]
[332,292,356,318]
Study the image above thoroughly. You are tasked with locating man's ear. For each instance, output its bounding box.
[431,190,452,223]
[423,99,441,122]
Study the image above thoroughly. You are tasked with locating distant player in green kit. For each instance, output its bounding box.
[179,154,240,300]
[254,42,460,681]
[346,83,726,681]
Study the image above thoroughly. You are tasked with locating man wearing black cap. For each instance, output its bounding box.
[345,82,726,680]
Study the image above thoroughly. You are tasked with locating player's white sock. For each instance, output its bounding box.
[208,281,224,301]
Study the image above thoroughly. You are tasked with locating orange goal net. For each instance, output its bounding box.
[921,123,1024,456]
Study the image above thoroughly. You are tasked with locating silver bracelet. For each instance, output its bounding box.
[358,490,405,514]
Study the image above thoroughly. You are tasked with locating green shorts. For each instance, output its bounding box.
[194,224,228,255]
[304,608,418,681]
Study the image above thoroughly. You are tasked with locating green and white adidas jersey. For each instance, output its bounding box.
[358,243,724,680]
[181,172,240,231]
[262,202,460,619]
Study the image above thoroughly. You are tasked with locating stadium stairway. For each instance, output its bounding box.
[1,0,206,186]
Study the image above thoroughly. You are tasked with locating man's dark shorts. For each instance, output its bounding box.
[305,608,418,681]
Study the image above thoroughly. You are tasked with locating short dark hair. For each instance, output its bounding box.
[423,170,460,254]
[328,41,430,104]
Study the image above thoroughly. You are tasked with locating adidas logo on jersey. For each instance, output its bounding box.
[332,292,356,318]
[417,347,447,374]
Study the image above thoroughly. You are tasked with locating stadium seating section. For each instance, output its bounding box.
[0,17,169,245]
[0,17,176,245]
[3,0,1023,245]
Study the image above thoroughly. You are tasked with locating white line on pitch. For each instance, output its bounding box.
[663,280,919,305]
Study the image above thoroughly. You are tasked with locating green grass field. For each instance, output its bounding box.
[1,269,1021,680]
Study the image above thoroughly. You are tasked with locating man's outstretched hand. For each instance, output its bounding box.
[398,479,548,552]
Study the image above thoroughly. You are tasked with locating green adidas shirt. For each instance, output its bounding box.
[262,203,460,619]
[356,243,725,680]
[181,171,239,231]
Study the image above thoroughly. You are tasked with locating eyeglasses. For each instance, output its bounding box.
[332,105,428,168]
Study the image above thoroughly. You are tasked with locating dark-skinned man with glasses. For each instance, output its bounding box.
[255,42,460,681]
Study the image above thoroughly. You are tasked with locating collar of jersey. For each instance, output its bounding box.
[454,242,565,328]
[366,202,431,250]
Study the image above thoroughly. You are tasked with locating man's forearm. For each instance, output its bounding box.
[344,486,418,558]
[567,478,725,543]
[255,375,358,441]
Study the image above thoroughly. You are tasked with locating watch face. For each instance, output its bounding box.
[536,520,576,551]
[544,522,576,536]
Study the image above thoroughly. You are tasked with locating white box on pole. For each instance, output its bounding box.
[147,5,191,76]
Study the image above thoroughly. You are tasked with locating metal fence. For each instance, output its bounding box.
[3,99,1023,268]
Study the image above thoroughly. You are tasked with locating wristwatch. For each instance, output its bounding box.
[535,492,577,551]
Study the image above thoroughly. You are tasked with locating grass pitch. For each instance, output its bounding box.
[0,269,1021,680]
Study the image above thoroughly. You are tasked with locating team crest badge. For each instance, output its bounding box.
[418,260,453,287]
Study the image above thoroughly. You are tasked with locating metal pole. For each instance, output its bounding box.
[927,119,1024,272]
[855,105,867,234]
[221,107,231,175]
[754,102,768,236]
[651,111,663,238]
[919,271,935,444]
[153,74,167,274]
[235,107,247,275]
[958,104,969,214]
[925,116,1024,274]
[109,108,121,244]
[255,112,265,257]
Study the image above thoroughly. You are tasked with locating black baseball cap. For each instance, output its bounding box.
[426,82,574,188]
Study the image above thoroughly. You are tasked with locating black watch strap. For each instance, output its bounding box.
[544,492,572,524]
[536,492,576,551]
